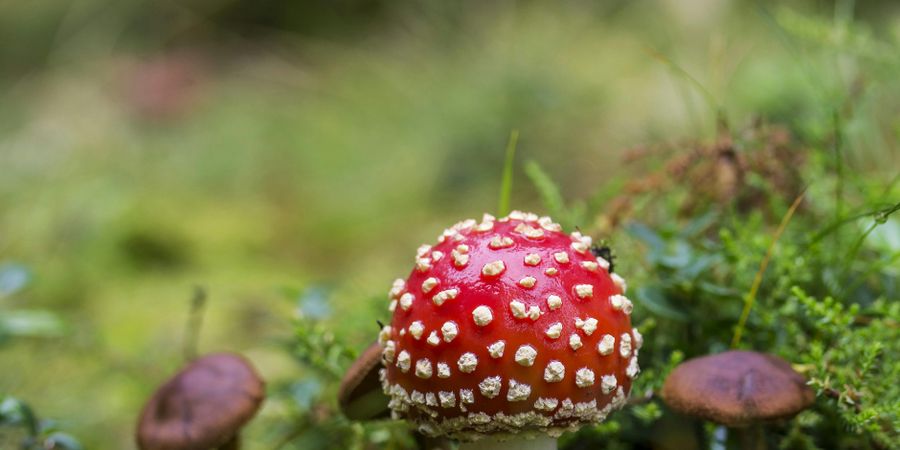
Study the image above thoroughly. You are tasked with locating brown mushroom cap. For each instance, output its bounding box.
[338,341,391,420]
[661,351,814,427]
[137,353,265,450]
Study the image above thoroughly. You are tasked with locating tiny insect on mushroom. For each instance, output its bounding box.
[378,212,641,450]
[136,353,265,450]
[661,350,815,450]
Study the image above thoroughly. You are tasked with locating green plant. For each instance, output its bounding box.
[0,396,82,450]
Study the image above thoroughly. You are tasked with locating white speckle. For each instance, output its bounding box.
[416,245,432,258]
[388,299,397,312]
[633,328,643,349]
[416,258,432,272]
[389,278,406,298]
[527,306,542,320]
[575,400,598,418]
[441,321,458,342]
[601,374,617,394]
[425,392,437,407]
[408,321,425,340]
[457,352,478,373]
[553,252,570,264]
[610,294,627,310]
[396,351,411,372]
[415,359,433,379]
[478,376,502,399]
[382,340,396,363]
[557,399,575,418]
[488,235,514,249]
[626,357,640,379]
[518,276,537,288]
[439,391,456,408]
[538,216,562,231]
[431,251,444,261]
[378,325,392,345]
[569,333,583,350]
[544,267,558,276]
[545,322,562,339]
[522,226,545,239]
[437,362,451,378]
[421,277,439,293]
[620,333,633,358]
[622,297,634,314]
[546,295,562,310]
[475,221,494,232]
[596,257,610,270]
[544,361,565,383]
[481,260,506,277]
[578,317,599,336]
[399,293,414,311]
[411,390,425,405]
[597,334,615,355]
[508,211,525,220]
[454,219,476,232]
[611,273,627,293]
[432,288,459,306]
[451,250,469,268]
[524,212,539,222]
[426,331,440,346]
[534,397,560,411]
[482,213,496,222]
[472,306,493,326]
[571,231,592,246]
[581,261,599,271]
[514,345,537,366]
[575,284,594,299]
[488,341,505,358]
[399,328,406,336]
[509,300,527,319]
[571,241,589,254]
[460,389,475,404]
[507,379,532,402]
[575,368,595,387]
[524,253,541,266]
[456,244,470,254]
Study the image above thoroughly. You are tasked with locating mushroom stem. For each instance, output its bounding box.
[219,434,240,450]
[737,425,765,450]
[459,436,557,450]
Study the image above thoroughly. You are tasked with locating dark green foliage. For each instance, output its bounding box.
[0,396,82,450]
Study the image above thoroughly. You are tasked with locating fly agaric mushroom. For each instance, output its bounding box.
[137,353,265,450]
[378,212,640,449]
[662,351,814,449]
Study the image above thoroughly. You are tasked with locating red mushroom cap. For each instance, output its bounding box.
[379,212,640,440]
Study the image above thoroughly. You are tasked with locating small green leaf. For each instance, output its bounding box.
[633,286,690,321]
[0,310,65,337]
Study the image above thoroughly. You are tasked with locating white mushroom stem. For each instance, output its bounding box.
[460,435,557,450]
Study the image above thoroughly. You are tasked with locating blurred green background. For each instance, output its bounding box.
[1,0,898,448]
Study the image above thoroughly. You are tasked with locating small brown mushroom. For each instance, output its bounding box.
[339,342,454,450]
[662,351,814,449]
[137,353,265,450]
[338,341,391,421]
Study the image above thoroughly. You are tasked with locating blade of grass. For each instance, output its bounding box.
[731,189,806,348]
[645,46,722,127]
[183,285,207,362]
[524,159,568,227]
[497,129,519,216]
